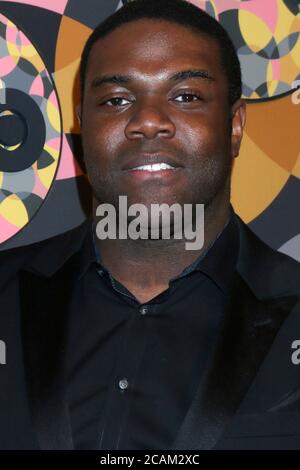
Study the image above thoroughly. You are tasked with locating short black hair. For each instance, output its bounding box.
[79,0,242,107]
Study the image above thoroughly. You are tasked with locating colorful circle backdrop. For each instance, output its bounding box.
[0,11,62,243]
[0,0,299,262]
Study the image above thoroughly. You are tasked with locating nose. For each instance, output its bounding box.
[124,97,176,140]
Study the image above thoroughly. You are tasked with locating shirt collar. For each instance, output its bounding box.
[192,206,239,295]
[170,207,234,281]
[79,205,239,295]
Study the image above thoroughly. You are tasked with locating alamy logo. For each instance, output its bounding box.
[94,196,205,250]
[0,340,6,365]
[291,340,300,365]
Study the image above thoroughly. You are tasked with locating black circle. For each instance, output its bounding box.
[0,111,27,148]
[0,88,46,172]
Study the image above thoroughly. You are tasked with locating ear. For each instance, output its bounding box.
[76,104,82,128]
[231,99,246,158]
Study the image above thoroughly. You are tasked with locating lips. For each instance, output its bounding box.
[122,153,183,172]
[130,162,177,172]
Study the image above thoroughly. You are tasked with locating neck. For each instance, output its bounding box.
[92,194,231,303]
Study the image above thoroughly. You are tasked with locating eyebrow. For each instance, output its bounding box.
[90,69,215,89]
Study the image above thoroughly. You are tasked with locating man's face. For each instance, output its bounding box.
[79,19,245,213]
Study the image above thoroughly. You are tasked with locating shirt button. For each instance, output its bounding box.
[118,378,129,390]
[139,305,148,315]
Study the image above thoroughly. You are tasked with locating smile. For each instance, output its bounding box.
[124,161,184,181]
[130,163,177,172]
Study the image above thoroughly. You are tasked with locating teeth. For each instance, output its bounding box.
[132,163,175,171]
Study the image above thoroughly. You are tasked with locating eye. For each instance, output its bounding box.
[173,92,202,103]
[102,96,132,107]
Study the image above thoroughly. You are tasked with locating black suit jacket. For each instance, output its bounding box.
[0,213,300,450]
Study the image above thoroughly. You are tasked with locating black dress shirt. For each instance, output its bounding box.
[66,208,239,450]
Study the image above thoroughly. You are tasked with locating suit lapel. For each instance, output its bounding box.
[18,219,92,450]
[19,261,76,450]
[171,272,299,450]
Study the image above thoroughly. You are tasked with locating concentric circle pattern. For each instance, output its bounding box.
[0,12,62,243]
[193,0,300,100]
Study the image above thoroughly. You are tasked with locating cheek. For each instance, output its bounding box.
[180,115,231,158]
[179,124,217,160]
[82,117,124,165]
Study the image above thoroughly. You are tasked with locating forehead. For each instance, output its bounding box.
[86,19,222,81]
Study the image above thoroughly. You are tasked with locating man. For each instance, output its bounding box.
[0,0,300,451]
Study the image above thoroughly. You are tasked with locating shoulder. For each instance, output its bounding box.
[234,213,300,298]
[0,218,92,284]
